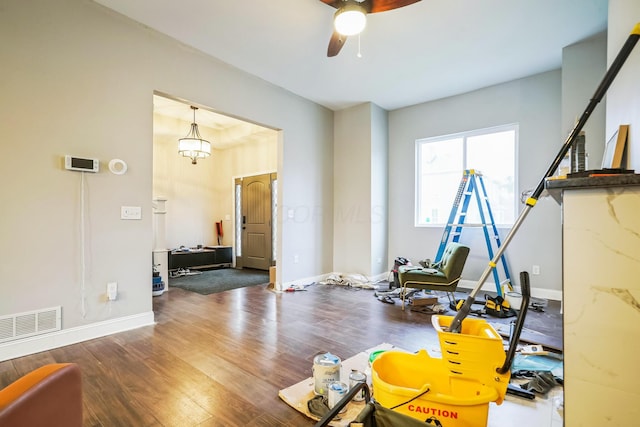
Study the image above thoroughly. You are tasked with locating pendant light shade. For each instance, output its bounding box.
[178,106,211,164]
[334,2,367,36]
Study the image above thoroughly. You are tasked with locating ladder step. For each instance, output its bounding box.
[447,223,486,227]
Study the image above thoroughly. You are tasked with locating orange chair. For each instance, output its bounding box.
[0,363,82,427]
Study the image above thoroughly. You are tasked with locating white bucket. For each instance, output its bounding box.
[505,292,523,310]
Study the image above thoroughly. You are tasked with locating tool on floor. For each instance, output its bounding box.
[436,169,513,296]
[448,22,640,334]
[506,383,536,400]
[520,344,548,355]
[530,302,546,312]
[517,371,562,395]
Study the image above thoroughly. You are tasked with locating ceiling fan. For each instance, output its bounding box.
[320,0,422,57]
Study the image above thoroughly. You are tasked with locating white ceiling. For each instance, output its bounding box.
[96,0,607,112]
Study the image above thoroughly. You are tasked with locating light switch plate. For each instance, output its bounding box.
[121,206,142,220]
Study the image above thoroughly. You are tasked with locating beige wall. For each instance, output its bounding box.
[331,102,389,278]
[333,104,373,275]
[370,104,390,276]
[333,103,389,277]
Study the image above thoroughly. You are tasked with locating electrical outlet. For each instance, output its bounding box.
[293,254,299,264]
[107,282,118,301]
[532,265,540,275]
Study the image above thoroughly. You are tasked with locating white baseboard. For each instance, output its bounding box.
[457,279,562,301]
[0,311,155,362]
[278,273,327,291]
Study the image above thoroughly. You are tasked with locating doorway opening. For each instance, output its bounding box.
[152,93,279,275]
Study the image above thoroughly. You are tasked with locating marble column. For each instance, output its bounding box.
[547,176,640,426]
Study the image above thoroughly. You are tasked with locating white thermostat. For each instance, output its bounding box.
[65,155,99,173]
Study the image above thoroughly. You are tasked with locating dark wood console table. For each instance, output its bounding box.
[168,246,232,271]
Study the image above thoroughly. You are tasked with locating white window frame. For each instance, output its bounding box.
[415,124,518,227]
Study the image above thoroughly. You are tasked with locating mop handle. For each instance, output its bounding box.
[497,271,531,375]
[448,23,640,334]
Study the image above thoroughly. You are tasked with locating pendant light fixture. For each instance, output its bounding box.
[178,106,211,164]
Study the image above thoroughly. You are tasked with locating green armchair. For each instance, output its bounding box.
[398,242,470,310]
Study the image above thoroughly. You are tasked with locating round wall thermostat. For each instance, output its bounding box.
[108,159,127,175]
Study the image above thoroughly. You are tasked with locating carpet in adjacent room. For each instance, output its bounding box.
[168,267,269,295]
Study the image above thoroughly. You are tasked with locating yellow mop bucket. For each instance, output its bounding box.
[371,316,511,427]
[433,314,510,405]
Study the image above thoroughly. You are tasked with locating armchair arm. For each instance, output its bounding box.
[0,363,82,427]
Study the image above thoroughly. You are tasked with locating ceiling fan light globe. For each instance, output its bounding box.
[334,6,366,36]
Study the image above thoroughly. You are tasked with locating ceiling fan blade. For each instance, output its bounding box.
[370,0,421,13]
[320,0,374,13]
[319,0,342,9]
[320,0,421,13]
[327,30,347,57]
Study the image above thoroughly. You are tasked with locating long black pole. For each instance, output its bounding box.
[497,271,531,375]
[448,23,640,334]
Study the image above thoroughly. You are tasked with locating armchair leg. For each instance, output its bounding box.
[446,292,456,307]
[401,284,407,311]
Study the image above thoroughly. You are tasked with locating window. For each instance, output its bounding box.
[416,124,517,227]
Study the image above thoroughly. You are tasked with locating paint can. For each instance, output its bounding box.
[327,382,348,413]
[313,352,341,396]
[349,369,367,401]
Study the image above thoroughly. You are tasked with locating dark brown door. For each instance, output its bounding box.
[240,173,272,270]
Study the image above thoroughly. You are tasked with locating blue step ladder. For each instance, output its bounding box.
[435,169,512,296]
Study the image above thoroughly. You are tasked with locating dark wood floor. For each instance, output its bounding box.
[0,283,562,426]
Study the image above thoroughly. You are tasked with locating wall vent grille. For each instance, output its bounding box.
[0,306,61,344]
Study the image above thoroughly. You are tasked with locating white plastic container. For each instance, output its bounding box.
[505,291,523,309]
